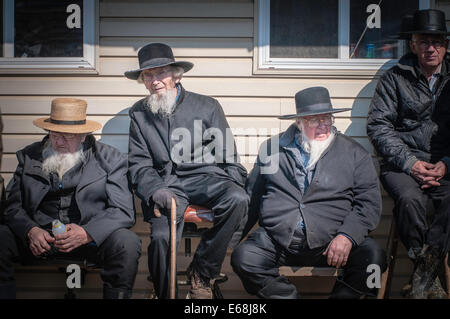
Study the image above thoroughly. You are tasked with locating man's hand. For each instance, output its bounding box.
[27,226,55,256]
[54,224,93,253]
[429,161,447,181]
[323,234,353,269]
[152,188,175,217]
[410,161,442,189]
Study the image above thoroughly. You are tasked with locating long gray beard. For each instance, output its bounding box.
[299,124,336,170]
[42,141,85,180]
[145,89,177,118]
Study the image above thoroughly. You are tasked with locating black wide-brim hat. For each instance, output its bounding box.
[405,9,449,35]
[124,43,193,80]
[390,14,414,40]
[279,87,350,120]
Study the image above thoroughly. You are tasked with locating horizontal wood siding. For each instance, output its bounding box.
[3,0,442,298]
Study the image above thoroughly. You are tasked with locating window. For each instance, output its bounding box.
[256,0,432,73]
[1,0,97,73]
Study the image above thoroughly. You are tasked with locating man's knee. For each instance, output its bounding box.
[395,188,423,207]
[354,238,387,272]
[104,229,141,258]
[231,241,258,276]
[230,188,249,207]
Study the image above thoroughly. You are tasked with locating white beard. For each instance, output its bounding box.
[42,141,85,180]
[299,123,336,170]
[145,89,178,118]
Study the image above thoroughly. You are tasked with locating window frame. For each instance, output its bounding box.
[255,0,434,74]
[0,0,98,74]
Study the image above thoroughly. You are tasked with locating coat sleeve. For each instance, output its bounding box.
[128,111,167,204]
[367,72,418,173]
[337,151,382,245]
[82,153,136,246]
[4,150,39,240]
[210,100,248,187]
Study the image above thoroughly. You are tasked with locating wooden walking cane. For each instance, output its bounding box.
[170,198,177,299]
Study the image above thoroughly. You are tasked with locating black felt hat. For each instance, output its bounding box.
[124,43,193,80]
[405,9,449,35]
[279,87,350,120]
[390,14,414,40]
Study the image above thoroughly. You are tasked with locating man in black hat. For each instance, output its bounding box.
[231,87,385,299]
[125,43,248,299]
[367,9,450,299]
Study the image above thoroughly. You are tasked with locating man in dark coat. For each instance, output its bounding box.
[125,43,248,299]
[231,87,386,299]
[0,98,141,299]
[367,9,450,299]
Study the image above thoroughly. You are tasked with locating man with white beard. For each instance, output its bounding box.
[0,98,141,299]
[125,43,248,299]
[231,87,386,299]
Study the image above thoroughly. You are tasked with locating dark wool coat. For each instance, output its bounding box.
[4,135,135,245]
[244,124,382,250]
[128,84,247,221]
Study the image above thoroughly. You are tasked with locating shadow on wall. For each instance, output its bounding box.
[344,60,394,174]
[98,107,131,154]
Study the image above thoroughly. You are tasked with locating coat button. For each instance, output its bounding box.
[300,203,305,209]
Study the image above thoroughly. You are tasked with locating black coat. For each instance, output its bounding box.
[244,124,382,250]
[128,84,247,221]
[4,135,136,245]
[367,53,450,173]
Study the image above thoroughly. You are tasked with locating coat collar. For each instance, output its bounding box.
[397,52,450,80]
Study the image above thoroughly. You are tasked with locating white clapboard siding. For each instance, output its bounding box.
[1,115,363,137]
[0,77,378,98]
[100,18,253,37]
[100,57,253,77]
[100,1,254,18]
[0,96,371,117]
[1,115,283,134]
[0,96,281,116]
[99,37,253,57]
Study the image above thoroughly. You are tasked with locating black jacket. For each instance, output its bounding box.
[4,135,136,245]
[128,84,247,221]
[367,53,450,173]
[244,124,382,250]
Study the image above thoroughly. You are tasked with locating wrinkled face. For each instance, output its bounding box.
[410,34,449,70]
[49,131,86,154]
[296,114,333,141]
[141,66,179,96]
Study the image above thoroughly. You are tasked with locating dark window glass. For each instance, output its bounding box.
[14,0,83,57]
[270,0,339,59]
[350,0,418,59]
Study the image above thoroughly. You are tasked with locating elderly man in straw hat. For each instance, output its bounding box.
[125,43,249,299]
[232,87,386,299]
[0,98,141,299]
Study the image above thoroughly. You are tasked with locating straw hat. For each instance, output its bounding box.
[33,98,102,134]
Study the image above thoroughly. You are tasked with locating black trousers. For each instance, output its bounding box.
[147,174,248,299]
[231,227,386,299]
[0,224,141,298]
[380,168,450,259]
